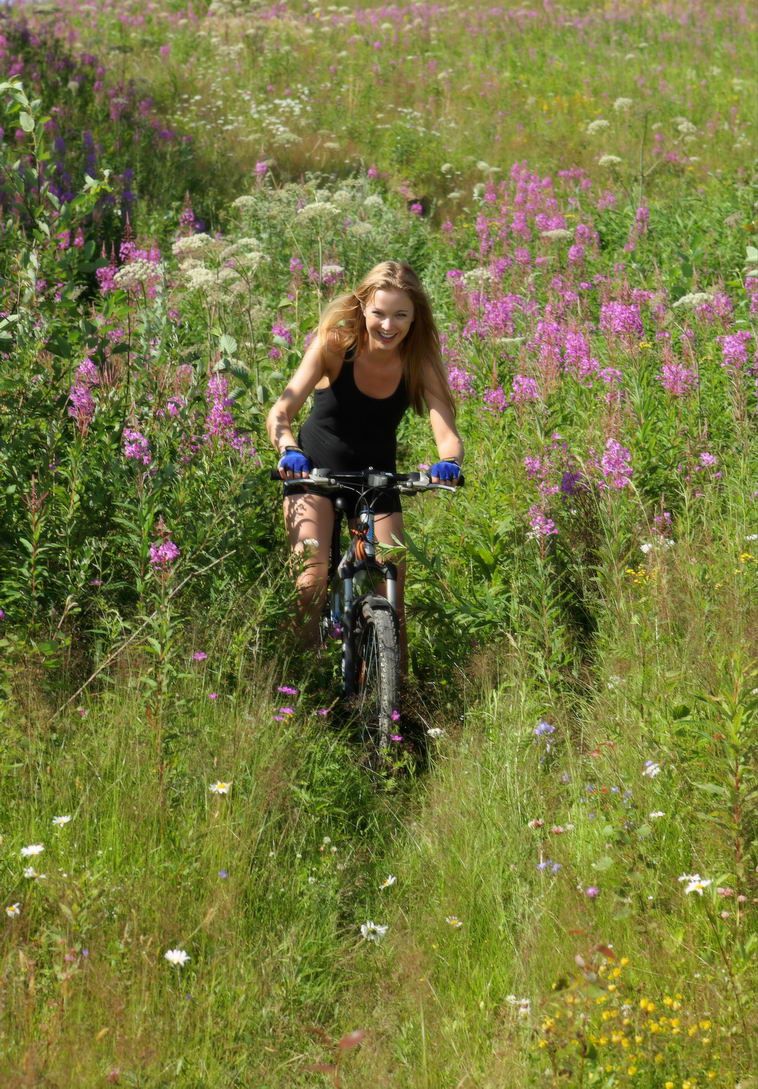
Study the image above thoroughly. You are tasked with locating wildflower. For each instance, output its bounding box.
[391,709,401,722]
[658,360,698,397]
[642,761,661,778]
[613,97,634,111]
[600,439,633,489]
[426,727,445,739]
[585,886,600,898]
[23,867,41,879]
[390,734,403,743]
[720,330,752,369]
[149,540,180,568]
[528,819,545,829]
[510,375,540,404]
[5,903,21,917]
[679,874,712,895]
[537,860,562,874]
[192,651,208,661]
[534,721,555,738]
[505,995,531,1016]
[671,291,712,310]
[360,921,388,942]
[716,886,734,897]
[316,708,330,717]
[218,869,229,879]
[379,875,397,889]
[586,119,611,135]
[278,706,295,715]
[255,160,269,176]
[649,811,665,819]
[277,685,299,695]
[20,844,44,858]
[528,505,558,538]
[209,781,231,795]
[122,428,152,466]
[208,692,219,701]
[445,916,464,928]
[599,301,643,339]
[164,948,190,966]
[598,154,623,167]
[52,815,72,827]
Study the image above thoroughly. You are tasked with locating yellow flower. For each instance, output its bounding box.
[699,1019,712,1030]
[665,1083,675,1089]
[627,1066,637,1076]
[620,957,629,966]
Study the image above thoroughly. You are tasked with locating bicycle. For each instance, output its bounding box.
[272,467,462,767]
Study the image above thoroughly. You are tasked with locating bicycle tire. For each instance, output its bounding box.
[353,596,400,765]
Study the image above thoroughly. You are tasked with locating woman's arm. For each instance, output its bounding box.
[266,337,338,455]
[424,366,464,465]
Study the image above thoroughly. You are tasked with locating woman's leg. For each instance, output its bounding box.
[371,510,407,678]
[283,492,335,647]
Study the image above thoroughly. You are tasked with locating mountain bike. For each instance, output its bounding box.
[273,467,462,767]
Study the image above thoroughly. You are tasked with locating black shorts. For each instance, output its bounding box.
[282,482,402,520]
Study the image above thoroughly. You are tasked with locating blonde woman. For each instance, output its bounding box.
[267,261,463,666]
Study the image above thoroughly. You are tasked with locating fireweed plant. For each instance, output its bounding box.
[0,2,756,1086]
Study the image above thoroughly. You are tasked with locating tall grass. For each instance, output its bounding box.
[0,0,756,1085]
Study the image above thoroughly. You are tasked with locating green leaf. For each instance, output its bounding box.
[19,111,35,133]
[218,333,238,355]
[592,855,615,872]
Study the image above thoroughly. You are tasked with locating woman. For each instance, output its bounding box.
[266,260,463,667]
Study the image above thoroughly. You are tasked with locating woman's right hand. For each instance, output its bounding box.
[278,448,313,479]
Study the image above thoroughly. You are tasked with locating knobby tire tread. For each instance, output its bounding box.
[354,597,399,767]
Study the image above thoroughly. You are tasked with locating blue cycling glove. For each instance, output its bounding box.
[278,448,313,476]
[430,459,461,483]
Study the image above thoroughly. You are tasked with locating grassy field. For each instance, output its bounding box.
[0,0,756,1085]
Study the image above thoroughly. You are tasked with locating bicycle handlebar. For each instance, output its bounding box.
[268,467,464,491]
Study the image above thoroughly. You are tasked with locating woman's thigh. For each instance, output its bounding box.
[283,492,334,585]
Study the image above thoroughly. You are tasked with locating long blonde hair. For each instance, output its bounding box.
[316,261,455,418]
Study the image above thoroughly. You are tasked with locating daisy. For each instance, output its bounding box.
[360,921,388,942]
[164,948,190,966]
[209,781,231,795]
[20,844,44,858]
[379,875,397,889]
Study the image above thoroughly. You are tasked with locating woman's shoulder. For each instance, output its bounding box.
[315,330,351,386]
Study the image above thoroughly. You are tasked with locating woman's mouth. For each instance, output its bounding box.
[377,331,396,341]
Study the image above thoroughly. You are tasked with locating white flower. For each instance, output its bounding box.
[363,194,384,209]
[598,154,623,167]
[671,291,713,309]
[640,542,654,555]
[320,263,344,278]
[379,874,397,889]
[540,228,573,240]
[613,97,634,111]
[5,903,21,917]
[649,811,665,819]
[164,948,191,966]
[445,915,464,929]
[209,781,231,795]
[52,815,72,827]
[586,119,611,135]
[745,534,758,542]
[171,233,217,259]
[20,844,44,858]
[642,762,661,778]
[676,119,697,135]
[360,921,388,942]
[505,994,531,1016]
[23,866,45,879]
[678,874,712,896]
[426,727,445,739]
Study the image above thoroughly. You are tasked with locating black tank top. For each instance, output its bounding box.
[299,346,410,472]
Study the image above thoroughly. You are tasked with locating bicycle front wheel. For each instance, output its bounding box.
[353,596,400,764]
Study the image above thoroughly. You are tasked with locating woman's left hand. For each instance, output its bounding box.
[430,459,461,483]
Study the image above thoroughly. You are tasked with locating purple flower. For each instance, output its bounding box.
[208,692,219,700]
[658,361,697,397]
[0,609,5,620]
[447,365,475,399]
[698,451,718,469]
[600,439,633,489]
[149,540,180,568]
[68,383,95,431]
[483,386,508,413]
[255,160,269,176]
[122,428,152,465]
[277,685,299,695]
[390,734,403,742]
[277,707,295,715]
[599,301,643,340]
[528,505,558,538]
[391,709,401,722]
[218,869,229,879]
[534,720,555,737]
[720,331,752,370]
[585,885,600,898]
[510,375,540,404]
[537,859,562,874]
[193,651,208,661]
[316,708,330,717]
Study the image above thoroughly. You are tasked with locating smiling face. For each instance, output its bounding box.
[363,288,415,353]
